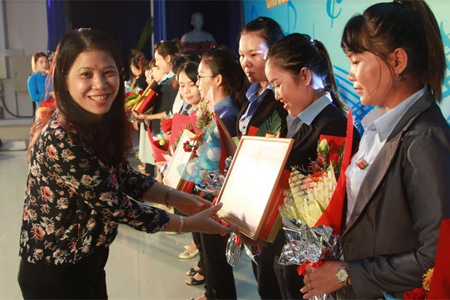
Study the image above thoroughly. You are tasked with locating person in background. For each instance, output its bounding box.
[134,40,181,179]
[301,1,450,299]
[135,59,158,176]
[138,40,180,137]
[129,51,149,91]
[190,46,248,300]
[177,61,201,116]
[237,16,287,138]
[197,46,248,138]
[171,49,201,114]
[175,61,205,285]
[27,52,54,115]
[236,16,289,299]
[18,28,233,300]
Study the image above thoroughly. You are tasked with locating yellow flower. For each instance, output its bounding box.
[318,139,330,154]
[422,267,434,291]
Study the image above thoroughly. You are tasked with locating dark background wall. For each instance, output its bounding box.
[48,0,243,76]
[165,0,244,55]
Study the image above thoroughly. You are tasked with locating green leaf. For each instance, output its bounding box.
[256,111,282,137]
[136,18,154,51]
[315,198,326,213]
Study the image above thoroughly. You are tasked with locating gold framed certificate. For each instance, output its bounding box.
[163,129,196,190]
[216,136,294,241]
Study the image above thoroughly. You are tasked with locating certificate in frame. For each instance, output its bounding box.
[216,136,294,241]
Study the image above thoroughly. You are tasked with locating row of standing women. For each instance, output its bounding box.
[18,0,450,299]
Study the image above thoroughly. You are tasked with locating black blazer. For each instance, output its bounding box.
[341,91,450,299]
[236,89,288,136]
[281,103,360,171]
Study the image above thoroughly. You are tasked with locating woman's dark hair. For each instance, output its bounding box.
[267,33,346,113]
[171,49,200,89]
[28,28,132,167]
[172,49,200,75]
[341,0,445,101]
[177,61,199,84]
[240,16,284,48]
[154,39,182,59]
[31,52,48,73]
[201,45,249,108]
[130,51,149,76]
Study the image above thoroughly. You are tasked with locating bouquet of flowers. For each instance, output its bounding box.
[149,131,170,162]
[124,90,143,112]
[278,112,355,300]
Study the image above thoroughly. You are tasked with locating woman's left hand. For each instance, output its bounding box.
[301,261,344,299]
[171,190,213,216]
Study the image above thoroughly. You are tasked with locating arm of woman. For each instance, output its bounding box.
[119,161,233,234]
[140,111,168,121]
[41,126,172,233]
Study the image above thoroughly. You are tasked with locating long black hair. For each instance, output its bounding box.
[29,28,132,167]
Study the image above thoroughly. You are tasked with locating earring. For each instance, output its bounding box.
[396,73,402,81]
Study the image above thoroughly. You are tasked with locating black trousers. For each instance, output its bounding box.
[18,247,109,299]
[192,232,204,276]
[200,232,236,300]
[253,230,305,299]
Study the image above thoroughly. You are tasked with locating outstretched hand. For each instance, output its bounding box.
[185,203,235,235]
[171,191,213,216]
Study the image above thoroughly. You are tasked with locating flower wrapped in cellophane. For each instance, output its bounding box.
[278,112,355,300]
[280,165,337,228]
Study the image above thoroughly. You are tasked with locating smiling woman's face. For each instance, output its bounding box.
[66,50,119,119]
[265,59,312,116]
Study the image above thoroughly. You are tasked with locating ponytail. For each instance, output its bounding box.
[268,33,347,114]
[402,0,445,101]
[202,46,249,109]
[311,39,346,113]
[155,39,182,59]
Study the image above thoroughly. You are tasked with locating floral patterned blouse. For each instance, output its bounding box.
[19,113,170,265]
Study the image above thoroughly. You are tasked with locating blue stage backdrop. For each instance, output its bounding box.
[243,0,450,133]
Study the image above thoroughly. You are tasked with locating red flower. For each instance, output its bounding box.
[403,287,427,300]
[183,141,193,152]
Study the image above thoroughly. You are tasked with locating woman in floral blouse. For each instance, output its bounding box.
[18,28,232,300]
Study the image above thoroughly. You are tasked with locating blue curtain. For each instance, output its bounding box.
[46,0,68,51]
[153,0,167,43]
